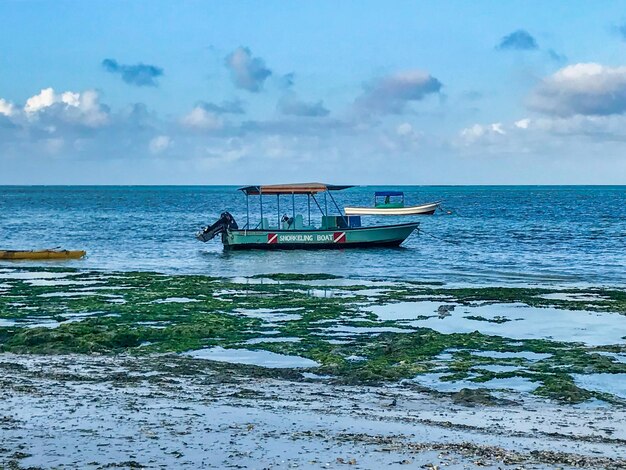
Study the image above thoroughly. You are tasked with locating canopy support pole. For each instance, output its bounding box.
[259,187,263,228]
[307,195,311,225]
[328,191,349,227]
[246,193,249,230]
[277,194,280,227]
[324,192,328,216]
[292,192,295,220]
[310,194,325,216]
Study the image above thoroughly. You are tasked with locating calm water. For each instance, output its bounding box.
[1,186,625,287]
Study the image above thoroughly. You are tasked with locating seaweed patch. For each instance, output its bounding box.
[1,267,625,404]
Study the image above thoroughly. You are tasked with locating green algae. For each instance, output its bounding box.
[533,374,595,403]
[463,315,512,323]
[408,286,626,314]
[249,273,342,281]
[451,388,501,406]
[244,328,626,404]
[1,267,626,405]
[0,312,261,355]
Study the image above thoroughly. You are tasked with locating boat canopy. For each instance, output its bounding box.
[239,183,354,196]
[374,191,404,197]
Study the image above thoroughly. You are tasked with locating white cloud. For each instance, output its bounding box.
[529,63,626,117]
[526,114,626,139]
[23,87,109,127]
[149,135,172,154]
[25,88,57,113]
[394,122,421,145]
[74,90,109,127]
[0,98,15,116]
[61,91,80,107]
[181,106,224,130]
[456,112,626,156]
[459,122,506,145]
[491,123,505,135]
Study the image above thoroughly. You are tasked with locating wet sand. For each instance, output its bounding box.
[1,354,625,469]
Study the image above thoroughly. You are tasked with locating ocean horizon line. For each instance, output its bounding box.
[1,184,625,188]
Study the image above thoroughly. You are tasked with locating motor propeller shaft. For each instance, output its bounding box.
[196,212,238,242]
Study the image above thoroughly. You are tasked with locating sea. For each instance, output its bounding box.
[1,186,625,287]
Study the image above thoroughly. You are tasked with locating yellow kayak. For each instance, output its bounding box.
[0,249,86,260]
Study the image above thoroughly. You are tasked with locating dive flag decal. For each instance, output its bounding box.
[267,233,278,244]
[333,232,346,243]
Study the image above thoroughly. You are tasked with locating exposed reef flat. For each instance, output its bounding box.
[1,267,626,468]
[2,354,626,469]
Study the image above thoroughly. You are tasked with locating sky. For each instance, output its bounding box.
[2,1,626,185]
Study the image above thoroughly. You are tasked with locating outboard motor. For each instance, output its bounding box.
[196,212,238,242]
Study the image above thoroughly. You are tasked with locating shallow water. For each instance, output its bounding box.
[369,300,453,320]
[471,351,552,361]
[1,186,625,286]
[474,364,523,373]
[244,337,301,345]
[538,292,610,302]
[370,301,626,346]
[573,373,626,399]
[234,307,304,322]
[412,372,538,393]
[153,297,199,303]
[0,271,71,280]
[183,346,319,368]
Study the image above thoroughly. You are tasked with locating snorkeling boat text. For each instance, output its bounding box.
[267,232,346,244]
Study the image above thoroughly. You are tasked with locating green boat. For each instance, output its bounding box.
[196,183,419,250]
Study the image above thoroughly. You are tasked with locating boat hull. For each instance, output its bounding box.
[344,202,441,216]
[0,250,86,260]
[222,223,418,250]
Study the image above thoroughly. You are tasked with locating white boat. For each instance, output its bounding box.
[344,191,441,216]
[345,201,441,216]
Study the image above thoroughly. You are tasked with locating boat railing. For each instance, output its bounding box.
[238,183,355,233]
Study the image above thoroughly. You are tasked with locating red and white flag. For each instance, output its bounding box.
[333,232,346,243]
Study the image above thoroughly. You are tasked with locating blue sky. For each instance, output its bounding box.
[2,0,626,184]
